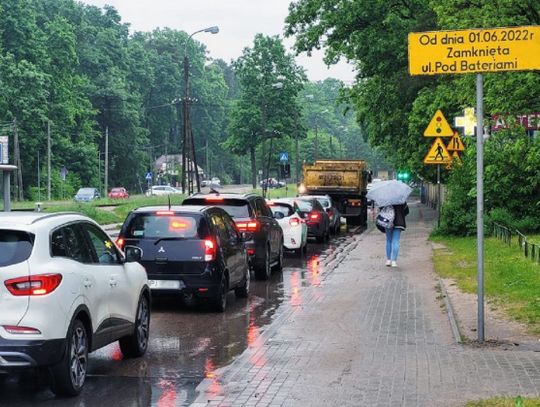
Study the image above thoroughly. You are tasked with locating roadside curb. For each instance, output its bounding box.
[438,277,462,344]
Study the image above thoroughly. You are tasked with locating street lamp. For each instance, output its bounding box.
[181,26,219,195]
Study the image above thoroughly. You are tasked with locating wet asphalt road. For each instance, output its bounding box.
[0,229,360,406]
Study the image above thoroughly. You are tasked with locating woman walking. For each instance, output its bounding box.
[385,203,409,268]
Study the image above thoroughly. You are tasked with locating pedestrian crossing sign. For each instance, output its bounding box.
[424,137,452,164]
[279,152,289,162]
[446,131,465,152]
[424,110,454,137]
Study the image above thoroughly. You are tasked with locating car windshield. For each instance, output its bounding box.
[0,230,34,267]
[125,214,206,239]
[183,198,250,218]
[77,188,95,196]
[270,204,293,217]
[111,188,123,193]
[295,200,314,212]
[316,198,331,208]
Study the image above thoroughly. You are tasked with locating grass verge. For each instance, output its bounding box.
[466,397,540,406]
[431,235,540,335]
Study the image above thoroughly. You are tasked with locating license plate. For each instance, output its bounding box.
[148,280,183,290]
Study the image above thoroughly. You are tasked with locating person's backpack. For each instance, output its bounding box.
[376,206,395,232]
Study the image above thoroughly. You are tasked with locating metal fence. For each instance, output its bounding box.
[491,222,540,264]
[420,182,447,209]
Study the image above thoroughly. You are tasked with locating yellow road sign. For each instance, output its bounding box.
[452,151,462,162]
[424,110,454,137]
[447,132,465,151]
[408,26,540,75]
[424,137,452,164]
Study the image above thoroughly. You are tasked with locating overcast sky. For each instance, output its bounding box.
[80,0,356,83]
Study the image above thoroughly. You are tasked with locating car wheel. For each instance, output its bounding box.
[254,245,271,280]
[213,275,228,312]
[235,263,250,299]
[50,319,88,396]
[119,295,150,358]
[272,242,283,271]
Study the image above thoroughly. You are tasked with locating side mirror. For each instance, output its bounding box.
[124,245,143,263]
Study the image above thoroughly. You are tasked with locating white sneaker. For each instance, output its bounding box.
[385,260,391,267]
[391,261,398,268]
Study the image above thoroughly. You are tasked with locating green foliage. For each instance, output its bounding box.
[285,0,540,236]
[225,34,306,187]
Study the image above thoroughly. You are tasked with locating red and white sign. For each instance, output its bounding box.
[492,113,540,131]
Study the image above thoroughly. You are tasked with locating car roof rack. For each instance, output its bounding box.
[30,212,84,224]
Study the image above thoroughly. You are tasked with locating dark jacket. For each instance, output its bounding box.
[393,203,409,230]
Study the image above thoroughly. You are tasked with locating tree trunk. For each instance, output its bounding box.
[250,146,257,189]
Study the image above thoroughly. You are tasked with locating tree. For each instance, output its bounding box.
[226,34,306,188]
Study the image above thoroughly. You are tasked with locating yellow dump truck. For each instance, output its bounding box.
[300,160,371,226]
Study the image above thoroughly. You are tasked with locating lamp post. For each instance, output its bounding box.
[181,26,219,195]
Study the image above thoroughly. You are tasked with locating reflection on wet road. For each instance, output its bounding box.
[0,230,359,406]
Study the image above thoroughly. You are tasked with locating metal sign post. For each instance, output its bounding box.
[476,73,485,341]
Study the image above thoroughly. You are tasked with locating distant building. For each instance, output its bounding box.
[153,154,204,177]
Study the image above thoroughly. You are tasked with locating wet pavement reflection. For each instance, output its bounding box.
[0,229,359,406]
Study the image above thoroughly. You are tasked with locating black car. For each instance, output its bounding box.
[117,205,249,312]
[182,193,284,280]
[295,197,331,243]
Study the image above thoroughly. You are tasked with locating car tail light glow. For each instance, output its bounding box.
[156,211,175,216]
[235,220,260,232]
[5,274,63,296]
[289,218,300,226]
[116,237,125,250]
[247,248,256,256]
[204,239,216,262]
[2,325,41,335]
[309,213,320,221]
[205,197,224,202]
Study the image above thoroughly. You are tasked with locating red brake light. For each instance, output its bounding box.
[204,239,216,261]
[205,197,224,202]
[309,213,320,220]
[289,218,300,226]
[156,211,175,216]
[116,237,125,250]
[235,220,260,232]
[5,274,63,296]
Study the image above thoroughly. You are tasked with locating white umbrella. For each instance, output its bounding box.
[366,180,412,207]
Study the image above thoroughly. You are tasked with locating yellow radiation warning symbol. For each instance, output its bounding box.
[424,110,454,137]
[446,131,465,152]
[424,137,452,164]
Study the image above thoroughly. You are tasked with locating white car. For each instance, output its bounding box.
[0,212,150,396]
[268,199,308,255]
[145,185,182,196]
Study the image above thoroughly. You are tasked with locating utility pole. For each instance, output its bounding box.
[314,125,319,160]
[47,121,51,200]
[13,119,23,201]
[205,139,209,179]
[104,126,109,197]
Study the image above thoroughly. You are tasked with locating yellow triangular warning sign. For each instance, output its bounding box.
[446,132,465,152]
[424,110,454,137]
[424,137,452,164]
[445,151,462,170]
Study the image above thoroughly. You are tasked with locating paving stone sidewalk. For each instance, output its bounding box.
[192,202,540,407]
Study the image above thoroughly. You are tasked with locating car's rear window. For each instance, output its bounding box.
[317,198,331,208]
[270,203,294,217]
[0,230,34,267]
[183,198,251,218]
[125,214,208,239]
[295,200,314,212]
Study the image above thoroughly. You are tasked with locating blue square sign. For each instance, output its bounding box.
[279,152,288,162]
